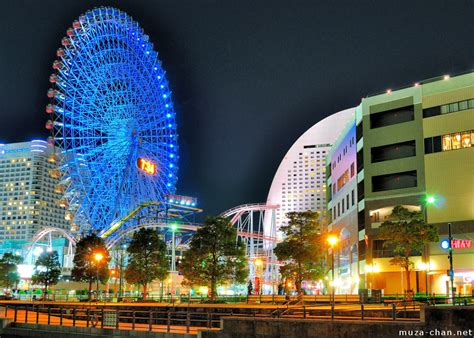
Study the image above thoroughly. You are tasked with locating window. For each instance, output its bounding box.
[370,105,414,129]
[351,189,355,206]
[371,140,416,163]
[350,162,355,177]
[439,130,473,152]
[423,99,474,118]
[372,170,417,192]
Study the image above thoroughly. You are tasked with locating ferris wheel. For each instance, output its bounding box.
[45,7,178,234]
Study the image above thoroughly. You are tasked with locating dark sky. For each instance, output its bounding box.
[0,0,472,216]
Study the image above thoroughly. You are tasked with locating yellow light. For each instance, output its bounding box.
[287,281,292,287]
[94,253,104,262]
[254,258,263,266]
[327,235,338,247]
[443,74,450,80]
[137,157,157,175]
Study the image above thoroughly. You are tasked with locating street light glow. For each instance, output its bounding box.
[255,258,263,266]
[94,253,104,262]
[327,235,338,247]
[426,196,436,204]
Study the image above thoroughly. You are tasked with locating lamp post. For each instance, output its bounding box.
[327,235,339,308]
[94,252,104,299]
[423,195,436,299]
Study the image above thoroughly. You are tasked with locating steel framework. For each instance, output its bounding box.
[45,7,178,234]
[220,203,280,291]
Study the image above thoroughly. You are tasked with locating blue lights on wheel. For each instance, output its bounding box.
[46,7,179,233]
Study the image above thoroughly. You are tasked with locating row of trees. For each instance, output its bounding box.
[67,216,247,300]
[272,206,439,295]
[1,205,437,298]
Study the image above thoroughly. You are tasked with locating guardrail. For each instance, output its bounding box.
[2,304,223,334]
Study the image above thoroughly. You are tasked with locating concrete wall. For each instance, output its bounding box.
[0,323,196,338]
[199,306,474,338]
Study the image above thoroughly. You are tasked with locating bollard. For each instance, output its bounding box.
[149,311,153,331]
[167,310,171,332]
[4,305,7,318]
[132,311,135,330]
[361,304,364,320]
[186,311,190,333]
[60,307,63,326]
[35,305,39,324]
[25,305,28,323]
[86,309,90,327]
[392,303,396,320]
[47,306,51,325]
[72,308,76,327]
[14,307,17,322]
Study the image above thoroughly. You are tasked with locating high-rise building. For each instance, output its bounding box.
[0,140,70,246]
[264,108,355,238]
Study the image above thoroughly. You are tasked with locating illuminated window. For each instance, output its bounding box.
[461,132,471,148]
[451,133,462,150]
[442,134,452,151]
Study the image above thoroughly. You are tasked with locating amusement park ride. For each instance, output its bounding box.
[30,7,279,291]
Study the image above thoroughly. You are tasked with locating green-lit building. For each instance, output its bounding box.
[357,71,473,295]
[327,71,473,295]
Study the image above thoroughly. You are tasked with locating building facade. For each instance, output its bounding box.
[326,118,359,294]
[0,140,71,249]
[354,72,473,296]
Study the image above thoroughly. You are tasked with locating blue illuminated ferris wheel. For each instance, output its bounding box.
[45,7,178,234]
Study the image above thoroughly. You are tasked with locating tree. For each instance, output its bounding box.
[71,233,110,300]
[32,251,61,296]
[124,228,168,298]
[378,205,439,294]
[274,211,325,295]
[180,216,247,300]
[0,253,23,288]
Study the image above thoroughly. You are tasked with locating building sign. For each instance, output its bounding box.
[137,157,156,175]
[451,239,472,249]
[440,239,472,250]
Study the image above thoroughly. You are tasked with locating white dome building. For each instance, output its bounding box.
[264,108,355,238]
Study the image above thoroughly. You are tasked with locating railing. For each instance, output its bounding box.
[3,304,222,334]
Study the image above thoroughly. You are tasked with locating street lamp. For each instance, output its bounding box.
[327,235,339,310]
[94,252,104,300]
[423,195,436,299]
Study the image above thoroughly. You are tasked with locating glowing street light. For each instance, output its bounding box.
[327,234,339,315]
[93,252,104,299]
[426,196,436,205]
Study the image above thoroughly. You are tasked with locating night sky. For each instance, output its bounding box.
[0,0,472,216]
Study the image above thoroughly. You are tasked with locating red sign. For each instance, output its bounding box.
[451,239,472,249]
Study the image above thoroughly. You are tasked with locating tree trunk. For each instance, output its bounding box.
[405,266,411,297]
[88,279,93,301]
[143,283,148,300]
[209,278,216,300]
[44,282,48,299]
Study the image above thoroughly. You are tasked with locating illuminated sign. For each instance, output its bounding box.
[137,158,157,175]
[440,239,472,250]
[440,239,450,250]
[451,239,472,249]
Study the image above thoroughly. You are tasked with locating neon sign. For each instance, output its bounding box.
[440,239,472,250]
[137,158,157,175]
[451,239,472,249]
